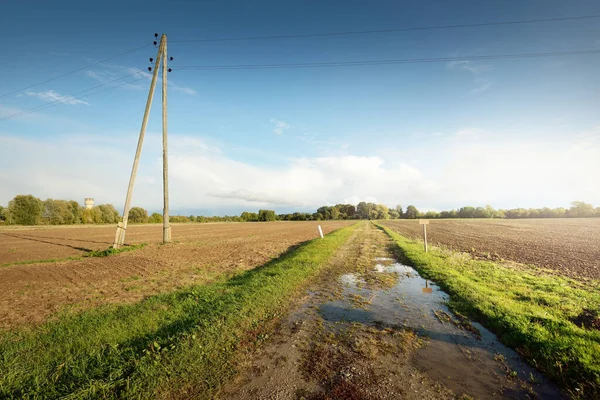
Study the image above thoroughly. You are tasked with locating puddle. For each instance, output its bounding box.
[318,261,564,399]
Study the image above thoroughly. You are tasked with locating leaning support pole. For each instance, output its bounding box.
[113,37,165,248]
[161,34,172,244]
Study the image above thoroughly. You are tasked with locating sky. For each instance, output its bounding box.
[1,0,599,215]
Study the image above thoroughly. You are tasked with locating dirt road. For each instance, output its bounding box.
[221,223,562,399]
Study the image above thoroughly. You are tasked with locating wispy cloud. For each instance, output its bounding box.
[25,90,89,105]
[470,80,492,94]
[446,60,491,74]
[85,63,196,95]
[270,118,290,135]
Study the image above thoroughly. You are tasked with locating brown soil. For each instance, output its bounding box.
[0,221,352,329]
[380,218,600,281]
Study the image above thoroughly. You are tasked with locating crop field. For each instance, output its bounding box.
[380,218,600,281]
[0,221,352,328]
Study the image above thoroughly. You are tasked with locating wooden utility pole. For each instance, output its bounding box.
[161,34,171,243]
[113,36,165,248]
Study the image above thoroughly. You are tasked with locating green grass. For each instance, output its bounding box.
[0,223,358,399]
[83,243,147,258]
[377,223,600,398]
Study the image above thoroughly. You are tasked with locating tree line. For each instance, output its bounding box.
[0,195,598,226]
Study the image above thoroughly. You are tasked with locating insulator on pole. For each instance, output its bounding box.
[149,57,153,62]
[148,67,152,72]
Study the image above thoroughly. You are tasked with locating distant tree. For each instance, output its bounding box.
[596,207,600,217]
[69,201,82,224]
[404,205,420,219]
[368,209,378,220]
[336,204,356,219]
[240,211,259,222]
[97,204,120,224]
[0,205,4,222]
[375,204,390,219]
[149,212,163,223]
[330,207,341,220]
[568,201,595,218]
[43,199,77,225]
[395,205,403,218]
[439,210,451,219]
[8,195,44,225]
[424,211,440,219]
[170,215,190,223]
[188,215,196,222]
[388,209,400,219]
[258,209,277,222]
[128,207,149,223]
[458,206,476,218]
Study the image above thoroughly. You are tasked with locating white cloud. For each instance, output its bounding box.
[25,90,89,105]
[270,119,290,135]
[470,80,492,94]
[85,64,196,95]
[446,60,491,74]
[0,128,599,213]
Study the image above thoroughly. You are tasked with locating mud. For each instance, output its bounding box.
[221,222,564,399]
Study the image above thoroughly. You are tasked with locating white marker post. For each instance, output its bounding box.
[318,225,324,239]
[419,219,429,252]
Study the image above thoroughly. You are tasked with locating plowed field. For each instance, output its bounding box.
[0,221,352,328]
[380,218,600,280]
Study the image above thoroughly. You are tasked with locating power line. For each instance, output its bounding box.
[0,44,151,99]
[172,49,600,70]
[0,74,148,121]
[171,14,600,43]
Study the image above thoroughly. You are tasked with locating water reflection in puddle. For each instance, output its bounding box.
[318,261,563,399]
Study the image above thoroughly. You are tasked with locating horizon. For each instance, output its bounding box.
[1,1,599,214]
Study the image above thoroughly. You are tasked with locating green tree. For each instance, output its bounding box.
[568,201,595,218]
[69,201,82,224]
[395,205,403,218]
[8,195,44,225]
[0,205,5,222]
[424,211,440,219]
[97,204,120,224]
[149,212,163,223]
[240,211,259,222]
[128,207,149,223]
[375,204,390,219]
[43,199,76,225]
[388,209,400,219]
[404,205,420,219]
[258,209,277,222]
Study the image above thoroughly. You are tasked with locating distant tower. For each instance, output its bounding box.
[84,198,94,210]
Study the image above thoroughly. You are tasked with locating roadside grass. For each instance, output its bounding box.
[83,243,147,258]
[0,223,359,399]
[377,223,600,398]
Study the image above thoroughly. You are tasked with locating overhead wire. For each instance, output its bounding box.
[171,14,600,43]
[172,49,600,70]
[0,44,151,99]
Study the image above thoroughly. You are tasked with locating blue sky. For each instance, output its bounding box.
[1,0,599,215]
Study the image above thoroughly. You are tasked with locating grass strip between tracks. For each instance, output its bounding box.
[0,223,359,399]
[377,223,600,399]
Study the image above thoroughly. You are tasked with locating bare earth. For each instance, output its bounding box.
[0,221,352,329]
[221,223,561,399]
[380,218,600,280]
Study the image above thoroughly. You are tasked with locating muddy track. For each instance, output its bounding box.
[380,219,600,281]
[220,223,562,400]
[0,221,352,329]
